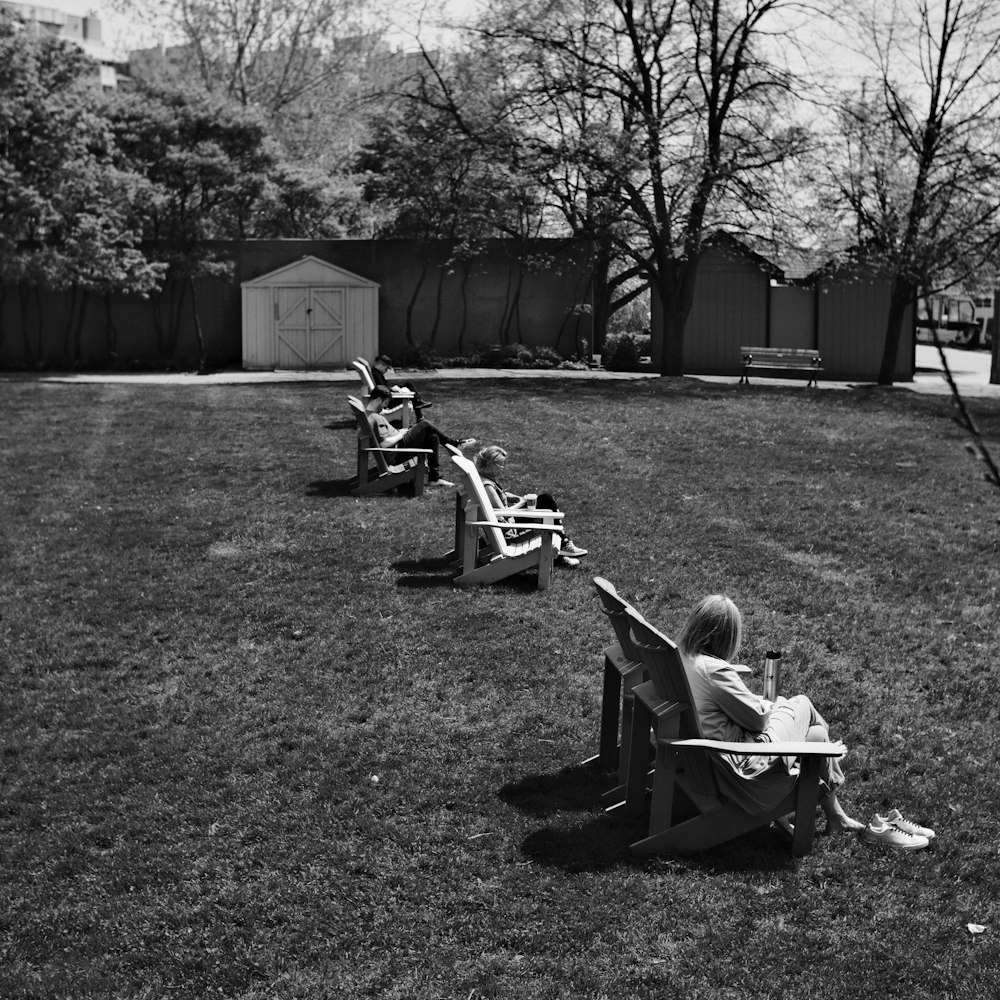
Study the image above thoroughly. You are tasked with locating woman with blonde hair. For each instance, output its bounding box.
[473,445,587,566]
[676,594,864,836]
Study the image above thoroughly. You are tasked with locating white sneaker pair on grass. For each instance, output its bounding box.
[862,808,936,850]
[556,540,587,568]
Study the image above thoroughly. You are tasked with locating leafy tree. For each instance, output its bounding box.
[355,55,546,349]
[121,0,390,173]
[104,84,280,362]
[0,8,162,363]
[823,0,1000,384]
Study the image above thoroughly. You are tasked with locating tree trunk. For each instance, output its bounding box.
[189,276,208,372]
[590,245,612,354]
[457,263,470,354]
[877,278,915,386]
[404,260,426,351]
[992,289,999,386]
[104,293,120,367]
[654,254,700,377]
[72,289,89,364]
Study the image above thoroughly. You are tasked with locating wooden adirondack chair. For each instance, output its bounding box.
[352,358,414,427]
[348,395,431,497]
[449,453,565,590]
[586,578,650,807]
[443,443,467,565]
[622,611,847,858]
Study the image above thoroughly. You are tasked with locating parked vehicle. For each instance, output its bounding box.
[916,293,994,348]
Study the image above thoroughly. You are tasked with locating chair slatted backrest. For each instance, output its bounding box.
[348,395,394,476]
[592,577,644,664]
[627,612,703,741]
[449,453,516,557]
[352,359,376,393]
[627,610,719,797]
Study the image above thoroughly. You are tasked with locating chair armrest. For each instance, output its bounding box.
[365,447,434,455]
[494,507,565,521]
[662,738,846,758]
[466,521,564,533]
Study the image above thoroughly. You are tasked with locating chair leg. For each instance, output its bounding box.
[597,658,621,770]
[791,756,823,856]
[646,741,678,836]
[624,698,653,818]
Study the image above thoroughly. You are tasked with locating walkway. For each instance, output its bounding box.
[8,344,999,399]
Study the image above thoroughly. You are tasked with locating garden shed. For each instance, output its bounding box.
[241,255,379,369]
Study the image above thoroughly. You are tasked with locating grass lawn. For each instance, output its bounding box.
[2,375,999,999]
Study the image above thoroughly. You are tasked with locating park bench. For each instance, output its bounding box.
[739,346,823,387]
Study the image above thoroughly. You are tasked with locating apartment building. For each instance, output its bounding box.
[0,0,119,87]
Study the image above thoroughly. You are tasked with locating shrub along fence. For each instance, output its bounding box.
[0,238,596,371]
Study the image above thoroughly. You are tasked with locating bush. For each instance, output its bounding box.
[602,332,646,371]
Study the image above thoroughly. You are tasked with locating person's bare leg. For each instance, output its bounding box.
[822,792,864,835]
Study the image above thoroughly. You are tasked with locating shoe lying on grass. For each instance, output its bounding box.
[862,817,930,850]
[559,540,588,558]
[883,808,935,840]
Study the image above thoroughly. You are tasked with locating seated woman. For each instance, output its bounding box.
[473,445,587,566]
[676,594,864,836]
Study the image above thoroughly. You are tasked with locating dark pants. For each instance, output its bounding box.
[397,420,459,478]
[508,492,565,546]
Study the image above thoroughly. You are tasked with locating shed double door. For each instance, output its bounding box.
[275,286,345,368]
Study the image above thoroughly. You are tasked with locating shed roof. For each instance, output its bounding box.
[241,255,380,288]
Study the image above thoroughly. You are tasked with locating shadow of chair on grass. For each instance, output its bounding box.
[305,479,426,499]
[306,478,356,497]
[392,556,550,591]
[500,763,803,874]
[500,763,635,872]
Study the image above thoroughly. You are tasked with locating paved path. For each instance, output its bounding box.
[7,344,999,398]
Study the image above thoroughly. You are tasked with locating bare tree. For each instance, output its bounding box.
[826,0,1000,385]
[476,0,812,375]
[121,0,392,170]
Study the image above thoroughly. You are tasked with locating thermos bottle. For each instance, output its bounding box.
[763,650,782,701]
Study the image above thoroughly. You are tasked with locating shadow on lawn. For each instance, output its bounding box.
[305,478,356,497]
[500,763,797,873]
[393,556,546,591]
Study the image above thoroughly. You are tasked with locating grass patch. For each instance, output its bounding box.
[2,377,999,998]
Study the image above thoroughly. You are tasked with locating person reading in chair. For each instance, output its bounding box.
[677,594,865,838]
[365,386,475,485]
[370,355,432,420]
[473,445,588,567]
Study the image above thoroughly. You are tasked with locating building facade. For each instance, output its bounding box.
[0,0,119,87]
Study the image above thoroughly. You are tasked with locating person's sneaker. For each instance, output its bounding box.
[426,476,455,488]
[556,555,581,568]
[884,808,936,840]
[862,817,929,850]
[458,438,477,451]
[559,540,588,558]
[415,400,434,410]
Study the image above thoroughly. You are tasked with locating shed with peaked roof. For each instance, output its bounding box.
[241,255,379,370]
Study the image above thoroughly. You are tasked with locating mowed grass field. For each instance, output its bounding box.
[2,375,999,999]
